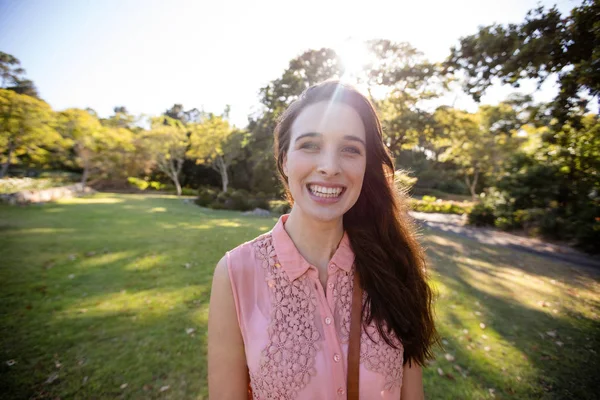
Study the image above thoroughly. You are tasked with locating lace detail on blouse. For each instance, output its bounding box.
[249,233,321,399]
[333,269,353,344]
[334,269,404,391]
[360,324,404,391]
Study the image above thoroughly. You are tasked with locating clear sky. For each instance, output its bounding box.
[0,0,580,127]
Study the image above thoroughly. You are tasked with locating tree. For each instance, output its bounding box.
[165,104,205,124]
[100,106,137,129]
[433,107,489,199]
[56,108,108,186]
[0,89,58,177]
[364,40,447,159]
[0,51,40,98]
[445,0,599,125]
[188,112,246,193]
[433,102,527,200]
[144,116,189,196]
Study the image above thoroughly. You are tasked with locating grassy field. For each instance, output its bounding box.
[1,193,598,399]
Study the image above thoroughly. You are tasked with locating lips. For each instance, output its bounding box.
[306,184,346,196]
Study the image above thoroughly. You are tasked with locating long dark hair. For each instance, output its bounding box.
[273,80,438,366]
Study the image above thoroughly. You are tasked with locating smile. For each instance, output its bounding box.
[306,184,346,198]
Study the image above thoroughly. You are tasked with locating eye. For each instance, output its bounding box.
[300,142,319,150]
[343,146,362,155]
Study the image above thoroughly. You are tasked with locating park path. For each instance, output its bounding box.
[409,211,600,270]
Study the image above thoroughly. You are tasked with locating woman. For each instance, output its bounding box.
[208,80,437,399]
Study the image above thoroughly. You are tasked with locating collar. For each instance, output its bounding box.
[271,214,355,281]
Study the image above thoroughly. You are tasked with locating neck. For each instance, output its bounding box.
[283,207,344,272]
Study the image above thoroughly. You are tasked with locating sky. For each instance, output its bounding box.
[0,0,581,128]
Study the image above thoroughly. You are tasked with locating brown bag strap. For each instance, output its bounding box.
[347,271,362,399]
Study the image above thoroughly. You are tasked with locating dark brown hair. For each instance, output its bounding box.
[273,80,438,366]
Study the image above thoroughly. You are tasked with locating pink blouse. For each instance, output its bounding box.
[226,214,404,399]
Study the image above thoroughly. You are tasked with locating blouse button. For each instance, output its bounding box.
[325,317,332,325]
[337,387,345,396]
[329,262,336,270]
[327,282,334,289]
[333,353,340,363]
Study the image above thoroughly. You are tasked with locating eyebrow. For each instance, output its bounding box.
[294,132,366,147]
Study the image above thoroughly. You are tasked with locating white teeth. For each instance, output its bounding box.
[308,185,343,197]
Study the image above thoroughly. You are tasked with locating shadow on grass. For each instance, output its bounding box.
[425,236,600,399]
[2,308,210,399]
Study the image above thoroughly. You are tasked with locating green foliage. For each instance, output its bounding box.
[0,89,60,176]
[433,179,469,195]
[467,202,496,226]
[445,0,599,124]
[127,177,166,191]
[127,176,149,190]
[196,187,218,207]
[187,113,247,193]
[0,51,39,98]
[366,40,444,158]
[196,187,271,211]
[143,116,189,195]
[410,198,472,215]
[269,199,292,215]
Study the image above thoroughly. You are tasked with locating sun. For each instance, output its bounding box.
[336,38,373,84]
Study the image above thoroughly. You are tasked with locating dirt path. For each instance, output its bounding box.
[409,211,600,270]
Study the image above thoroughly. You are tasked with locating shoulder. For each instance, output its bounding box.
[227,231,273,265]
[224,230,273,279]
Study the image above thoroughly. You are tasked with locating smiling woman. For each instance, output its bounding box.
[208,80,437,400]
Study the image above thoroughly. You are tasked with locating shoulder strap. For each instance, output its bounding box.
[347,271,362,399]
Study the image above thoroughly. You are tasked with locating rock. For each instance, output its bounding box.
[1,183,96,205]
[242,208,271,217]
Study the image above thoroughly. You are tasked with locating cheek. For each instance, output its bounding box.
[344,159,367,185]
[286,152,313,180]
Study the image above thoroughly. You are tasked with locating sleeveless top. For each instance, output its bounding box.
[226,214,404,399]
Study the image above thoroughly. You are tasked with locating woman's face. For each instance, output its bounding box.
[283,100,367,222]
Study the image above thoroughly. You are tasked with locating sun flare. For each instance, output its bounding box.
[336,38,373,83]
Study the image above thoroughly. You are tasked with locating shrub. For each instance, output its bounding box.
[196,187,218,207]
[127,177,149,190]
[149,181,166,190]
[196,188,276,211]
[248,197,270,210]
[269,200,291,215]
[434,179,469,195]
[227,189,251,211]
[181,187,196,196]
[128,177,167,191]
[468,203,496,226]
[409,198,472,215]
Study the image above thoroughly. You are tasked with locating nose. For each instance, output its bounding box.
[316,148,341,177]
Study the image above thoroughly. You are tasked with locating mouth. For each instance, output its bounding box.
[306,184,347,199]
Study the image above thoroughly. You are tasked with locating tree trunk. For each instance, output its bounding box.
[168,157,183,196]
[0,141,15,178]
[465,169,479,201]
[216,156,229,193]
[80,156,89,187]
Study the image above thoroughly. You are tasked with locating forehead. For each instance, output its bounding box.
[290,101,366,141]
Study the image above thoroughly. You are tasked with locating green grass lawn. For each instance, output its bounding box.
[1,193,598,399]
